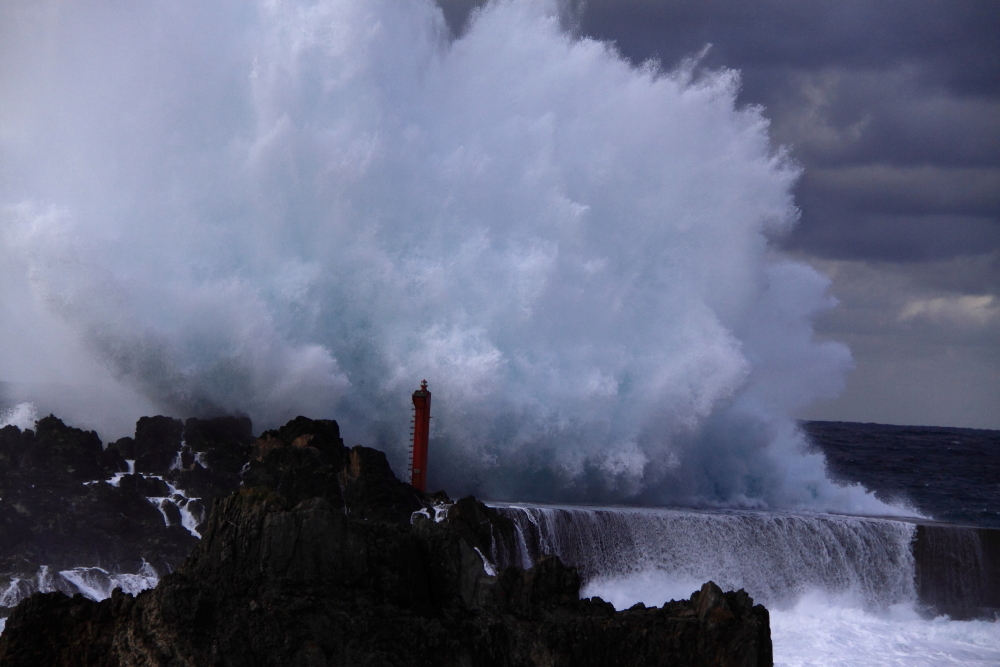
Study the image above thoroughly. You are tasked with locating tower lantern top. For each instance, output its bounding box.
[413,380,430,398]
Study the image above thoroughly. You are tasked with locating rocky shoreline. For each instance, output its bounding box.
[0,414,772,666]
[0,414,255,616]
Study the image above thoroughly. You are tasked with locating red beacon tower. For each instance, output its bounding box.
[409,380,431,492]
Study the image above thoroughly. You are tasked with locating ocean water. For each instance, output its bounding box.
[804,421,1000,529]
[489,421,1000,666]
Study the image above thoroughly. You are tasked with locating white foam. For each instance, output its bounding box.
[57,565,159,602]
[58,567,115,601]
[36,565,63,594]
[176,499,205,538]
[0,0,885,513]
[770,594,1000,667]
[139,474,203,537]
[0,578,32,607]
[0,564,159,619]
[148,497,172,526]
[162,477,205,537]
[473,547,497,577]
[433,502,452,523]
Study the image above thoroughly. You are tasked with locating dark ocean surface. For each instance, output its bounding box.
[802,420,1000,528]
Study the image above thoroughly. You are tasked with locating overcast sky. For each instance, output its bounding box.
[438,0,1000,429]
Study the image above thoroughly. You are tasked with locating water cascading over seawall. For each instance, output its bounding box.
[914,524,1000,619]
[489,505,1000,619]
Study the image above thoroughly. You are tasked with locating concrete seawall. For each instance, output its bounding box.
[914,523,1000,619]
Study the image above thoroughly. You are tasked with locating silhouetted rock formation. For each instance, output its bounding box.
[0,417,195,595]
[0,416,773,667]
[0,414,254,617]
[133,416,184,474]
[168,416,255,514]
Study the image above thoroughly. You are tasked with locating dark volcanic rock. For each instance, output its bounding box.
[133,416,183,474]
[183,415,253,480]
[106,437,135,462]
[0,416,205,611]
[914,523,1000,620]
[183,415,253,454]
[4,415,122,482]
[117,474,169,497]
[161,416,256,527]
[0,416,772,667]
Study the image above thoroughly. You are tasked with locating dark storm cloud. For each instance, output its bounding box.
[570,1,1000,267]
[803,166,1000,217]
[757,68,1000,167]
[792,166,1000,261]
[576,1,1000,95]
[790,211,1000,263]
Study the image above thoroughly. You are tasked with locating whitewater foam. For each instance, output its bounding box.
[0,0,886,513]
[770,595,1000,667]
[0,562,159,626]
[140,474,206,538]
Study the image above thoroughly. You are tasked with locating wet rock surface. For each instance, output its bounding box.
[167,416,254,511]
[0,414,254,616]
[0,417,192,596]
[133,417,184,474]
[0,415,772,667]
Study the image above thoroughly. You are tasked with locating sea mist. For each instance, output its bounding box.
[0,0,897,513]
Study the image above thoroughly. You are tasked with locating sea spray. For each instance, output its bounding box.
[0,403,37,431]
[1,0,888,512]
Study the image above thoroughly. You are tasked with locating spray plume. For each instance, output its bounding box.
[0,0,899,513]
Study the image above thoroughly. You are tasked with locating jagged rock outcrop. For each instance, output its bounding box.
[133,417,185,474]
[0,416,772,667]
[165,416,255,518]
[0,417,195,595]
[0,414,255,617]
